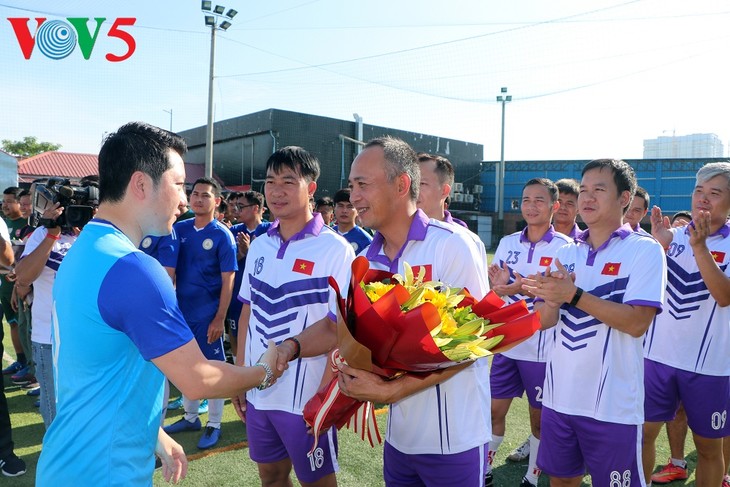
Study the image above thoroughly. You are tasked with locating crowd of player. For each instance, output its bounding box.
[0,122,727,487]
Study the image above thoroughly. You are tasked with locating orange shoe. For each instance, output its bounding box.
[650,460,688,484]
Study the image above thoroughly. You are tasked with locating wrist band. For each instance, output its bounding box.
[283,337,301,361]
[46,233,61,241]
[569,287,583,307]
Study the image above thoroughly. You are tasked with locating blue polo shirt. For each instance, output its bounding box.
[37,219,194,485]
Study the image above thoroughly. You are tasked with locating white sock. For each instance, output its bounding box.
[487,435,504,472]
[207,398,225,424]
[231,354,237,364]
[524,435,541,485]
[670,458,687,468]
[183,396,200,422]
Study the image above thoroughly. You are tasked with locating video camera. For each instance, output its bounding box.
[31,177,100,231]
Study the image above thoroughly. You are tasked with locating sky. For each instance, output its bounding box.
[1,0,729,162]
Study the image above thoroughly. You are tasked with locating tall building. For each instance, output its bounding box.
[643,133,725,159]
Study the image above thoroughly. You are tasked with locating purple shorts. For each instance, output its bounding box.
[489,354,546,409]
[246,401,338,483]
[384,441,487,487]
[644,358,730,438]
[538,407,643,487]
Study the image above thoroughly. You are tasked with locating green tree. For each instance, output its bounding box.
[1,136,61,158]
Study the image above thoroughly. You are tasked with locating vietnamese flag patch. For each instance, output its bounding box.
[293,258,315,275]
[539,256,553,267]
[411,265,433,281]
[711,251,726,264]
[601,262,621,275]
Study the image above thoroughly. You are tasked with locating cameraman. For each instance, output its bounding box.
[13,186,91,429]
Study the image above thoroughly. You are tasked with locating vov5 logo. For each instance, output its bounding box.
[8,17,136,62]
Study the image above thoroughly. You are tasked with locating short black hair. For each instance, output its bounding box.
[98,122,186,203]
[217,199,228,214]
[634,186,649,210]
[315,196,334,210]
[242,190,264,208]
[417,153,455,186]
[523,178,558,203]
[193,177,221,197]
[266,146,320,182]
[582,158,637,212]
[18,189,30,199]
[555,178,579,198]
[333,188,351,204]
[227,191,243,202]
[671,210,692,224]
[2,187,22,199]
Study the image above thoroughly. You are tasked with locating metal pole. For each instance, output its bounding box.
[498,97,506,221]
[163,109,173,131]
[205,25,216,179]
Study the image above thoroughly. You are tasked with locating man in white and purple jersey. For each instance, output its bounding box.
[163,177,237,450]
[524,159,666,487]
[227,190,271,364]
[625,186,651,236]
[487,178,571,487]
[416,152,469,230]
[332,188,372,254]
[642,162,730,487]
[233,147,355,487]
[554,178,582,239]
[332,137,491,486]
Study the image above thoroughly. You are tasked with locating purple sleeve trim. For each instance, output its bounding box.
[238,296,250,305]
[624,299,663,314]
[327,311,337,323]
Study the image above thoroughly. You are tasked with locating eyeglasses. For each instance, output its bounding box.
[235,204,257,210]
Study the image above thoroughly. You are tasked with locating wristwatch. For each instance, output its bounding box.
[255,361,274,391]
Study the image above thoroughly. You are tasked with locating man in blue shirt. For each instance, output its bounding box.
[163,177,238,450]
[227,190,271,364]
[36,122,282,485]
[332,188,372,253]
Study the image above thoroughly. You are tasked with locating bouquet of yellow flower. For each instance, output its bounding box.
[303,257,540,450]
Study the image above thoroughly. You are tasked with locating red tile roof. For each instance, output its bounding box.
[18,152,98,183]
[17,152,224,186]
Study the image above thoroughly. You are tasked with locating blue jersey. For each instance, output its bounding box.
[334,224,373,254]
[228,221,271,323]
[139,228,179,268]
[173,219,238,325]
[37,219,194,485]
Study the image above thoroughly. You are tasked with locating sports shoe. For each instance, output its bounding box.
[22,381,39,390]
[0,453,26,477]
[520,477,537,487]
[26,387,40,397]
[650,460,688,484]
[33,400,40,408]
[197,426,221,449]
[484,471,493,487]
[198,399,209,415]
[507,438,531,462]
[167,396,183,410]
[163,417,201,434]
[11,372,35,386]
[2,361,23,375]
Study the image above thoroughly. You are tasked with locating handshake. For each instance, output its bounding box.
[252,337,302,391]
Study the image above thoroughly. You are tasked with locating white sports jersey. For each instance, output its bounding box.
[644,223,730,376]
[22,227,76,344]
[493,226,572,362]
[364,209,491,455]
[240,215,355,414]
[543,224,666,425]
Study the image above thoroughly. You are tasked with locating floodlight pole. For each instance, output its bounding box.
[205,25,216,179]
[496,87,511,222]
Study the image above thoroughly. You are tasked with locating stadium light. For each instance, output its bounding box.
[201,3,237,178]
